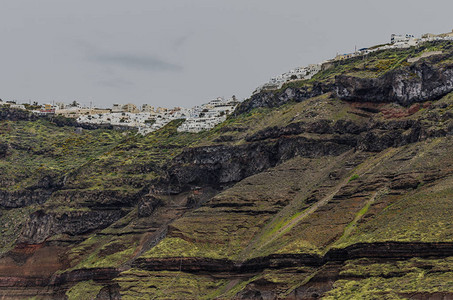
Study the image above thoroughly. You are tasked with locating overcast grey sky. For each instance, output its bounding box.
[0,0,452,108]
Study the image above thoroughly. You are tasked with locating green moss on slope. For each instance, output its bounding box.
[66,280,104,300]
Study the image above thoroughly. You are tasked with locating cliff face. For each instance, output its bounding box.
[335,60,453,106]
[2,42,453,299]
[18,209,126,244]
[234,47,453,114]
[234,82,331,115]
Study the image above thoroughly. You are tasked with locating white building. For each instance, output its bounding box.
[55,102,66,110]
[391,34,414,44]
[10,104,26,110]
[112,104,123,113]
[141,104,154,112]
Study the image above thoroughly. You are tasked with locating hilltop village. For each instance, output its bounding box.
[1,30,452,135]
[253,30,453,93]
[74,97,238,135]
[0,97,239,134]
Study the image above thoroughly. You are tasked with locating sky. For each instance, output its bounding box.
[0,0,452,108]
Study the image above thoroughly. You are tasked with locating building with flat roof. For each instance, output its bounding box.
[123,103,139,113]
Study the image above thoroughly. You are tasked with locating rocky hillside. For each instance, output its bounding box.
[1,40,453,299]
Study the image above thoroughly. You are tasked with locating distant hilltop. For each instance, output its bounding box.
[253,29,453,94]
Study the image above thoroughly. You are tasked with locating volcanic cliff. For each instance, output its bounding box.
[1,40,453,299]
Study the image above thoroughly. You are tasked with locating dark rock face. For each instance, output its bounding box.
[132,242,453,274]
[52,189,143,208]
[235,83,331,114]
[164,113,452,193]
[336,62,453,106]
[137,196,163,217]
[50,268,120,287]
[233,278,280,300]
[326,242,453,261]
[0,142,9,158]
[0,189,54,209]
[166,136,354,192]
[19,210,125,244]
[95,283,121,300]
[0,175,62,209]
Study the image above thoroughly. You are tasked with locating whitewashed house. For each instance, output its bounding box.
[10,104,26,110]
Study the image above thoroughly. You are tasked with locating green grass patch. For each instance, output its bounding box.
[66,280,104,300]
[348,174,360,182]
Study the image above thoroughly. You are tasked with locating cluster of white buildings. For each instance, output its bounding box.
[177,97,238,133]
[253,63,322,94]
[74,97,239,134]
[335,30,453,60]
[1,97,239,135]
[0,99,26,110]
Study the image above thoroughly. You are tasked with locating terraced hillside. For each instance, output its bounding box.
[1,41,453,299]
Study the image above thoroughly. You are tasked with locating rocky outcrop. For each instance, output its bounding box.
[0,189,54,208]
[50,268,120,286]
[164,113,453,193]
[18,209,125,244]
[234,83,331,114]
[132,242,453,274]
[236,57,453,114]
[0,175,62,208]
[166,136,354,192]
[336,61,453,106]
[137,195,163,217]
[246,118,425,144]
[95,283,121,300]
[51,189,144,208]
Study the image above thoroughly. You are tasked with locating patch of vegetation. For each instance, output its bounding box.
[0,119,124,191]
[66,280,103,300]
[68,234,140,270]
[339,178,453,247]
[60,119,211,195]
[325,257,453,299]
[142,236,230,260]
[348,174,360,182]
[0,205,37,255]
[116,269,229,300]
[335,137,453,248]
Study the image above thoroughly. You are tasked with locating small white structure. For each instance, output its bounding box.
[55,102,66,110]
[10,104,26,110]
[391,34,414,44]
[141,104,154,112]
[112,104,124,113]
